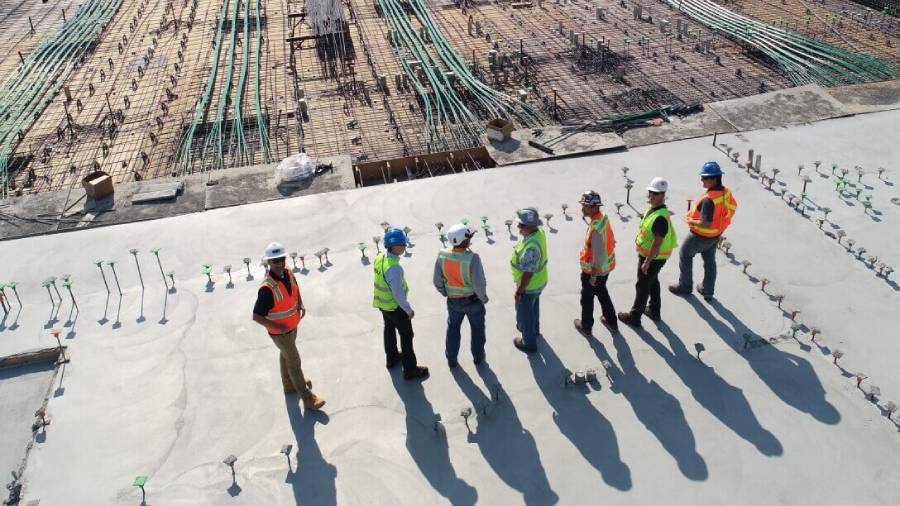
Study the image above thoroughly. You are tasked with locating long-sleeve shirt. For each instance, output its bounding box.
[587,224,610,274]
[384,252,413,315]
[432,251,489,303]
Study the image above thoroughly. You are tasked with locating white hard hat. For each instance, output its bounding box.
[447,223,476,246]
[263,242,288,260]
[647,177,668,193]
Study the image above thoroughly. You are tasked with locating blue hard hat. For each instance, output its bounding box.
[699,161,723,177]
[383,227,408,249]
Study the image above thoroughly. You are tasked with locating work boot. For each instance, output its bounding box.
[644,307,661,322]
[617,311,642,328]
[283,379,313,394]
[601,316,619,334]
[574,319,592,338]
[513,337,537,353]
[696,284,714,302]
[302,392,326,410]
[668,284,691,296]
[403,366,430,380]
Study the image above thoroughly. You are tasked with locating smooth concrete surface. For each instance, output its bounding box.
[483,127,625,165]
[0,111,899,505]
[826,80,900,115]
[0,362,55,503]
[621,107,737,147]
[707,84,850,131]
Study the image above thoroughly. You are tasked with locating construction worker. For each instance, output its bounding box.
[433,223,489,367]
[252,242,325,410]
[510,207,548,353]
[574,190,618,336]
[669,161,738,301]
[374,227,429,380]
[618,178,678,327]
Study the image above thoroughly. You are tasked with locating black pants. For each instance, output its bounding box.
[629,255,667,319]
[381,308,418,372]
[580,272,616,331]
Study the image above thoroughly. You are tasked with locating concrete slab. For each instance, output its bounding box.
[204,156,355,210]
[483,127,625,166]
[621,108,737,147]
[826,80,900,115]
[0,111,899,505]
[0,361,55,504]
[707,84,850,131]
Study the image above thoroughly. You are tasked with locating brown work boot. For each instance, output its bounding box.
[601,316,619,334]
[403,366,430,380]
[302,392,326,410]
[574,319,592,338]
[643,307,661,322]
[617,311,642,328]
[283,379,313,394]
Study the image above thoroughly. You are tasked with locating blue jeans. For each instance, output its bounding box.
[515,292,541,349]
[445,297,486,362]
[677,233,719,295]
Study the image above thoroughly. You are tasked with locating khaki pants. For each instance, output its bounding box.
[269,329,310,396]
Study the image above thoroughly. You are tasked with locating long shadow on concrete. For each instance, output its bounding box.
[284,400,337,506]
[691,298,840,425]
[529,341,632,491]
[390,372,478,505]
[589,331,708,480]
[641,320,783,457]
[451,364,559,505]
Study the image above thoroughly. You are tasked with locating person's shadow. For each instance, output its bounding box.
[529,341,632,491]
[643,320,783,457]
[593,331,708,480]
[691,298,840,425]
[451,364,559,505]
[284,399,337,505]
[390,371,478,505]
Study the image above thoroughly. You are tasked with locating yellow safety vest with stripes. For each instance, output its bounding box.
[373,253,408,311]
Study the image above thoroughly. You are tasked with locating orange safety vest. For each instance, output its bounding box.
[687,187,737,238]
[579,212,616,274]
[438,250,475,298]
[260,270,301,334]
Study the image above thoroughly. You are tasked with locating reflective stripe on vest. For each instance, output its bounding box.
[260,271,301,332]
[579,212,616,274]
[438,250,475,298]
[635,207,678,259]
[510,228,548,293]
[373,253,408,310]
[688,188,737,238]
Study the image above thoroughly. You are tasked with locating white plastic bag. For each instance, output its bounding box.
[274,153,317,185]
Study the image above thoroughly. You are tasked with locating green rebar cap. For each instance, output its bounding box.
[133,476,147,487]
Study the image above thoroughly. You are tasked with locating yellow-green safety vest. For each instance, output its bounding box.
[373,253,408,310]
[635,206,678,259]
[510,228,548,293]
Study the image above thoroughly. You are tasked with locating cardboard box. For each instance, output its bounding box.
[82,171,114,199]
[486,118,513,142]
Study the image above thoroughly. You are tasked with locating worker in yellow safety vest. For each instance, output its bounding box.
[573,190,619,337]
[433,223,489,367]
[510,207,548,353]
[252,241,325,410]
[618,178,678,327]
[373,227,429,380]
[669,161,737,301]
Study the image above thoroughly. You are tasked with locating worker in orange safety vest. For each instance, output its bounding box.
[433,223,489,367]
[573,190,619,337]
[252,241,325,410]
[669,161,738,301]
